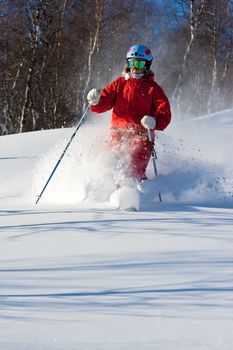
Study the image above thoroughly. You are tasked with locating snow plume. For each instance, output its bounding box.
[32,115,117,205]
[155,134,232,205]
[27,109,233,209]
[156,109,233,206]
[32,114,142,209]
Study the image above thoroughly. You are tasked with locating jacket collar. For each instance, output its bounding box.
[122,69,155,81]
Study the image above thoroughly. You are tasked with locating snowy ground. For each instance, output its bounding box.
[0,110,233,349]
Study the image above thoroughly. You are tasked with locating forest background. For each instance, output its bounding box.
[0,0,232,135]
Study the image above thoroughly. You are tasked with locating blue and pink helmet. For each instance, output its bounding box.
[126,44,153,67]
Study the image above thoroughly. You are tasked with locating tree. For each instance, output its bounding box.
[1,0,233,135]
[171,0,209,114]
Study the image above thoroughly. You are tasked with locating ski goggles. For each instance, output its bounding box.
[127,59,146,70]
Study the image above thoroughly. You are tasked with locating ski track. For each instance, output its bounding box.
[0,111,233,349]
[1,206,233,349]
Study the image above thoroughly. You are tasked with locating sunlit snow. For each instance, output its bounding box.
[0,109,233,350]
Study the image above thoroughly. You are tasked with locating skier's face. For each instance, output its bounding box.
[131,67,144,74]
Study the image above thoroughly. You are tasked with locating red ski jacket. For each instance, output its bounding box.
[91,73,171,132]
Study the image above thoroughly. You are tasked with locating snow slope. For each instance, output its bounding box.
[0,110,233,349]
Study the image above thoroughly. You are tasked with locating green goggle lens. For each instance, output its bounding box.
[128,59,146,70]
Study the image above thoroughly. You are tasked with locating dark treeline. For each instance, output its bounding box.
[0,0,233,135]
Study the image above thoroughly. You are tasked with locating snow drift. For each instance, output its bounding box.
[1,109,232,209]
[0,109,233,350]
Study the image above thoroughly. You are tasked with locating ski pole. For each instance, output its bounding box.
[147,128,162,202]
[35,103,90,204]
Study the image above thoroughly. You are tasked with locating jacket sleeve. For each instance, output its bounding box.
[90,78,119,114]
[153,84,171,131]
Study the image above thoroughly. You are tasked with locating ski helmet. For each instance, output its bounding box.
[126,44,153,67]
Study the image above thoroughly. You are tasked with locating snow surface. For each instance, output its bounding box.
[0,110,233,349]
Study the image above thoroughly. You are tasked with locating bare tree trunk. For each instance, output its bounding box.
[52,0,68,127]
[221,1,232,83]
[207,17,218,114]
[0,40,25,134]
[206,0,232,113]
[18,66,32,133]
[81,0,104,112]
[18,1,40,133]
[171,0,207,114]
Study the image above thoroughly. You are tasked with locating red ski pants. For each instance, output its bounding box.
[109,128,152,181]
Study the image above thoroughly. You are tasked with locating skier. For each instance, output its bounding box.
[87,44,171,186]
